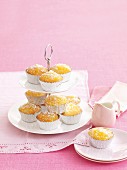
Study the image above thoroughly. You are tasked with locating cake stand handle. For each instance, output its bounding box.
[44,44,53,71]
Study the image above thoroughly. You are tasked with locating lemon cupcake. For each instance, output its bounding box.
[26,64,47,84]
[50,64,71,82]
[25,90,47,105]
[66,96,80,105]
[36,112,60,130]
[45,95,67,114]
[88,127,114,149]
[39,70,63,92]
[61,103,82,124]
[19,103,41,123]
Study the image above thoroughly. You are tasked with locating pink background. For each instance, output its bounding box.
[1,0,127,169]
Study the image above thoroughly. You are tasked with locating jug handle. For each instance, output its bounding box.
[112,101,121,117]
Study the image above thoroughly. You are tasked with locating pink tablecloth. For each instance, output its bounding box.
[1,0,127,169]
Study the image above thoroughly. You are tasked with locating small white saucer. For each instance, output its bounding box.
[19,72,78,93]
[75,150,127,163]
[74,128,127,163]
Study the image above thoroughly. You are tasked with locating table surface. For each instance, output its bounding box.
[1,0,127,169]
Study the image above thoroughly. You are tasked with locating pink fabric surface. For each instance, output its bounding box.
[1,0,127,169]
[89,86,111,106]
[0,71,90,153]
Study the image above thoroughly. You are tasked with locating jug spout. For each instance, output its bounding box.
[93,102,113,112]
[89,102,117,112]
[88,102,103,110]
[94,102,103,108]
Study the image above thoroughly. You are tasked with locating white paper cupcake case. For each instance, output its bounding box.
[46,104,66,114]
[26,95,46,105]
[20,111,40,123]
[39,81,62,92]
[61,112,82,125]
[41,105,48,113]
[37,119,60,131]
[60,72,71,82]
[26,72,40,85]
[89,136,113,149]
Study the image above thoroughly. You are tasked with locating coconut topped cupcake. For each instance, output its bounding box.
[36,112,60,130]
[26,64,47,76]
[19,103,41,114]
[51,64,71,74]
[36,112,59,122]
[61,103,82,125]
[25,90,46,97]
[25,90,47,105]
[45,95,67,106]
[39,70,63,83]
[63,103,82,116]
[66,96,80,105]
[88,127,114,141]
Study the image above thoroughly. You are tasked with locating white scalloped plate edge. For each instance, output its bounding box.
[75,149,127,163]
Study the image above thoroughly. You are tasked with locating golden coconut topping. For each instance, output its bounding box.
[66,96,80,104]
[26,64,47,76]
[25,90,46,97]
[36,112,59,122]
[19,103,41,114]
[88,127,114,141]
[62,103,82,116]
[45,95,67,106]
[39,70,63,83]
[50,64,71,74]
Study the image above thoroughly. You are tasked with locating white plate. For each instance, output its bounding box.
[75,150,127,163]
[74,128,127,163]
[8,100,92,135]
[19,72,78,93]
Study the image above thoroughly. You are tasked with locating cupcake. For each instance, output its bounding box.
[66,96,80,105]
[25,90,47,105]
[88,127,114,149]
[36,112,60,130]
[61,103,82,124]
[19,103,41,123]
[50,64,71,82]
[26,64,47,84]
[39,70,63,92]
[44,95,67,114]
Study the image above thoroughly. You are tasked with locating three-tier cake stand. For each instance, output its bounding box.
[8,44,92,134]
